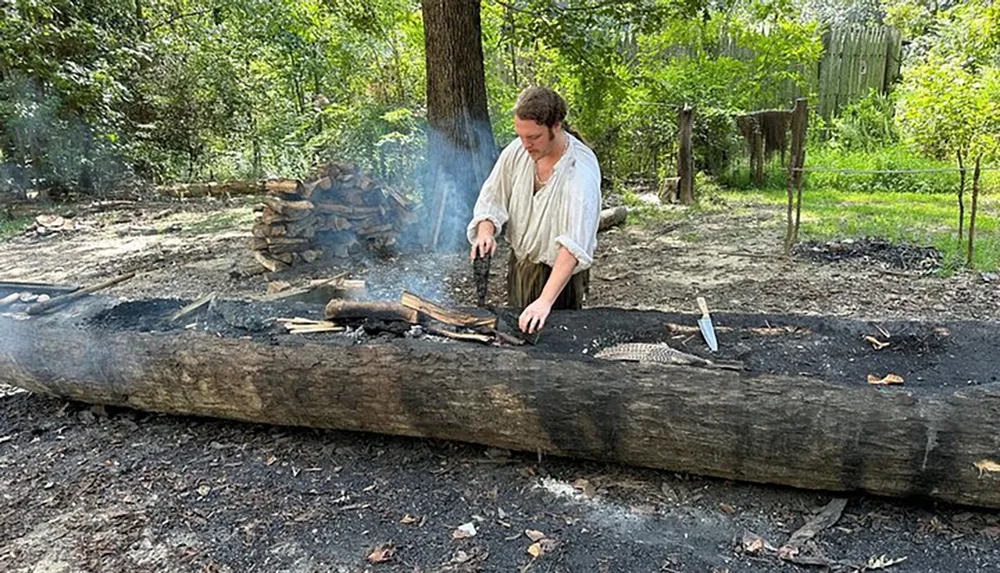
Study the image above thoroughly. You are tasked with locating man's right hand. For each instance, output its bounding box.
[471,221,497,261]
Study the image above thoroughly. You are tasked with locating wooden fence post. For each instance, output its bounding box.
[785,98,808,255]
[678,104,695,205]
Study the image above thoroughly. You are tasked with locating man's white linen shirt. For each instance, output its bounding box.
[467,134,601,273]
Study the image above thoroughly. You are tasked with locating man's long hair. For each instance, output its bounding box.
[513,87,584,141]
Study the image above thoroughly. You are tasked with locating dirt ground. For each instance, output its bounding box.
[2,193,1000,572]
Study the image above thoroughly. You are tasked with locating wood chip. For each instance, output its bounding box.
[867,373,904,385]
[974,459,1000,478]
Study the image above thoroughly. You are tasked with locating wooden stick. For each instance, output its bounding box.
[0,293,22,308]
[287,325,345,334]
[261,272,351,302]
[26,272,137,316]
[167,292,216,323]
[0,281,79,295]
[425,325,492,344]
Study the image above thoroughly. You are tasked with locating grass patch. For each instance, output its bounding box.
[721,143,1000,197]
[0,217,32,240]
[617,188,693,226]
[723,186,1000,272]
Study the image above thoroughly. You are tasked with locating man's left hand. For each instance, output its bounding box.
[519,297,553,334]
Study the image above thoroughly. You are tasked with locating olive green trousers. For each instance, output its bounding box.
[506,252,589,310]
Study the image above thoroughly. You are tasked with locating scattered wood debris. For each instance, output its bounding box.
[974,459,1000,478]
[864,335,891,350]
[867,373,904,385]
[777,498,847,565]
[277,318,345,335]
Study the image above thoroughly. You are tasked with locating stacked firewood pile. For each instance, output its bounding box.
[250,162,416,272]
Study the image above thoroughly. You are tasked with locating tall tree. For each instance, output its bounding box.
[421,0,496,251]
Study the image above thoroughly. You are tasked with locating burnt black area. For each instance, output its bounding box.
[80,298,1000,393]
[794,237,942,271]
[87,298,326,337]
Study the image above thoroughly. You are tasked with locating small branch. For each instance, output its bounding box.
[26,272,136,316]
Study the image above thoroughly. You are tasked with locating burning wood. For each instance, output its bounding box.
[250,162,417,271]
[325,299,419,324]
[400,291,497,329]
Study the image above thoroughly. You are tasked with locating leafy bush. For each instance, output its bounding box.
[828,89,899,152]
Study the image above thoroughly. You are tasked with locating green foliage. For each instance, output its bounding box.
[804,144,992,195]
[0,216,32,239]
[897,58,982,161]
[828,89,899,152]
[0,0,427,191]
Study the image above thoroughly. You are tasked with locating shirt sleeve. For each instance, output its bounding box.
[467,144,514,244]
[554,150,601,272]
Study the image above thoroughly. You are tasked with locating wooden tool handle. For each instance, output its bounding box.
[696,297,710,318]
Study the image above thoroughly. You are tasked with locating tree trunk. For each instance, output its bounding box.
[957,150,966,242]
[3,308,1000,509]
[967,155,981,268]
[421,0,496,251]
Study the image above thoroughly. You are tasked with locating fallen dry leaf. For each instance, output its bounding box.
[719,503,736,514]
[527,538,558,558]
[741,531,775,555]
[452,522,477,540]
[367,543,395,564]
[974,459,1000,478]
[867,373,904,385]
[266,455,278,466]
[525,529,546,542]
[400,514,418,525]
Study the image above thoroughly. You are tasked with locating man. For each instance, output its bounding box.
[467,87,601,334]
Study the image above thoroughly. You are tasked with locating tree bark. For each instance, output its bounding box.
[3,312,1000,508]
[421,0,496,251]
[967,155,981,267]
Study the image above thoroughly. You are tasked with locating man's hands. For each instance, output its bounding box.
[517,247,579,334]
[470,220,497,261]
[519,297,552,334]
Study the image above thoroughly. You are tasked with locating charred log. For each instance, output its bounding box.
[2,305,1000,509]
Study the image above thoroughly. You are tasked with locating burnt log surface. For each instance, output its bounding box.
[2,299,1000,508]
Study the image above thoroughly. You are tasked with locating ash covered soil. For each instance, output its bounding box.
[2,193,1000,572]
